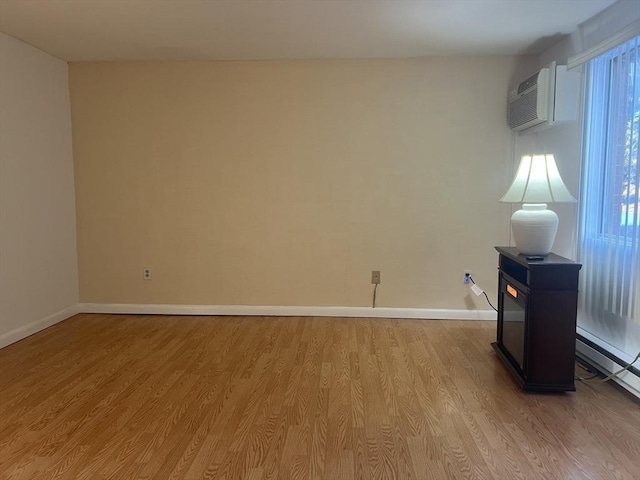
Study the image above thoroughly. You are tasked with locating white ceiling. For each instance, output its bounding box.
[0,0,619,62]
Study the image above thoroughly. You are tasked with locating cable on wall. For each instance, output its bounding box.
[468,275,498,312]
[372,283,378,308]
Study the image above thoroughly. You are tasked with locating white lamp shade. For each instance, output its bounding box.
[500,154,576,204]
[500,154,575,256]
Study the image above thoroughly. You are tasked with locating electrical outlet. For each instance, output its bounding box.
[464,270,472,284]
[371,270,381,285]
[143,268,152,280]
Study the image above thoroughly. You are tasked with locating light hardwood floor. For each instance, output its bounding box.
[0,314,638,480]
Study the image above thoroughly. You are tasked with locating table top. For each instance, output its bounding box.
[495,246,582,268]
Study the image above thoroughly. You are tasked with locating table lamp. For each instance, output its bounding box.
[500,154,576,256]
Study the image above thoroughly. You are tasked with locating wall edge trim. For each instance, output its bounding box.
[0,304,81,348]
[79,303,497,320]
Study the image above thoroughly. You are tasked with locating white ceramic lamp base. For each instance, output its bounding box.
[511,204,558,256]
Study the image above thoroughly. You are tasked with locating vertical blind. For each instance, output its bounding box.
[579,35,640,326]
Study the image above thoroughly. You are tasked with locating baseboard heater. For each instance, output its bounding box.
[576,333,640,378]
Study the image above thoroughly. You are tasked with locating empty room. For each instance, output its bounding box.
[0,0,639,479]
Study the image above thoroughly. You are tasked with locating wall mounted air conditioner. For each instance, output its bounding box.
[508,61,581,133]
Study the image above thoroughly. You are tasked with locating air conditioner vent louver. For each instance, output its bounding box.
[508,66,551,132]
[509,88,539,129]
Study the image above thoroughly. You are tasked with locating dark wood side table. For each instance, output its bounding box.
[492,247,582,392]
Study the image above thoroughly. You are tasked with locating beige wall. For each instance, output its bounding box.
[70,57,535,309]
[0,33,79,342]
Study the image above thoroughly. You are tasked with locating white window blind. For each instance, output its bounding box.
[579,35,640,328]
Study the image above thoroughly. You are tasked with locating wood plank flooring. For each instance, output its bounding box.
[0,314,638,479]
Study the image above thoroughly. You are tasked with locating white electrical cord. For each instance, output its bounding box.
[576,351,640,383]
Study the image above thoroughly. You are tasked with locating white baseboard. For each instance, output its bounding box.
[0,304,81,349]
[79,303,497,321]
[576,327,640,398]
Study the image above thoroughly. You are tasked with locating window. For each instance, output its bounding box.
[579,35,639,325]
